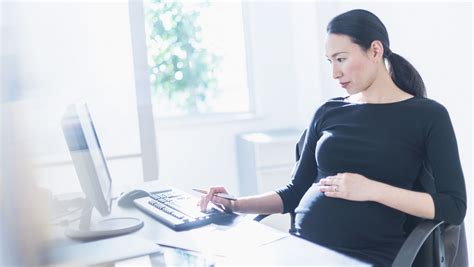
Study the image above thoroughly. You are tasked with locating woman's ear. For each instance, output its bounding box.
[369,40,384,63]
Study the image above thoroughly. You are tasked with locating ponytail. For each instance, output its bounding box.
[387,52,426,97]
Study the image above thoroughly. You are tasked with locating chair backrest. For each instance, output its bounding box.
[287,129,308,234]
[291,129,467,267]
[295,129,307,161]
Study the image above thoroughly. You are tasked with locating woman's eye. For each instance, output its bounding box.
[336,58,346,63]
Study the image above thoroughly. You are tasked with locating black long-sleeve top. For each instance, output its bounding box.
[276,96,467,266]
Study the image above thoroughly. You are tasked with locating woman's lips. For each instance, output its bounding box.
[340,82,350,88]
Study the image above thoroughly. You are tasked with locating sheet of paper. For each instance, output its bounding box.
[189,220,288,257]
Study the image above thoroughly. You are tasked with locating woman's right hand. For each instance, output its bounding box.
[198,186,235,212]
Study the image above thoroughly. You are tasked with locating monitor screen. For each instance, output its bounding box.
[61,102,112,216]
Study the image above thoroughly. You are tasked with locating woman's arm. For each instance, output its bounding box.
[423,105,466,224]
[232,191,284,214]
[372,181,434,219]
[199,186,283,214]
[319,173,434,219]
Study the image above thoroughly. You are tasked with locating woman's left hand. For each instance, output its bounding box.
[317,172,379,201]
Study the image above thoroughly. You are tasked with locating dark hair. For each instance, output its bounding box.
[327,9,426,97]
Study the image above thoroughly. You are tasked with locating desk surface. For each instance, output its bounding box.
[49,181,368,266]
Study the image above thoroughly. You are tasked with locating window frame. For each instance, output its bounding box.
[137,0,258,123]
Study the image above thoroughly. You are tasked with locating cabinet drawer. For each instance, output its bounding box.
[255,142,295,168]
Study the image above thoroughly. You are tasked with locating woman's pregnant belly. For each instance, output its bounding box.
[294,183,406,249]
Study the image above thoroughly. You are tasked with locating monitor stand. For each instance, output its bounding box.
[65,199,144,239]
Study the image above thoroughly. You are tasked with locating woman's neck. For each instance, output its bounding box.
[348,67,413,104]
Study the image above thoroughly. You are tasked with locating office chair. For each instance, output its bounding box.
[254,129,468,267]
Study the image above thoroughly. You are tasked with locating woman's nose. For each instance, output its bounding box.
[332,65,342,79]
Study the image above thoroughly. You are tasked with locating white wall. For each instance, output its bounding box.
[4,1,144,193]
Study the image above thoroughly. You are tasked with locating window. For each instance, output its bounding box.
[143,0,251,118]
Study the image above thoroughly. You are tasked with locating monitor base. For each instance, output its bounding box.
[65,217,144,239]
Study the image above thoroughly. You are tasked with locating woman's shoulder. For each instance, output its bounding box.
[320,97,348,108]
[308,97,350,124]
[312,97,347,114]
[327,96,347,103]
[409,97,449,114]
[395,97,453,128]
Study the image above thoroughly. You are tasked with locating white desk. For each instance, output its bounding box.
[48,181,368,266]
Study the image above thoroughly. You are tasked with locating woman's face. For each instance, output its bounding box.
[325,34,378,95]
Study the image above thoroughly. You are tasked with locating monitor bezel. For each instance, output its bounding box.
[61,102,112,216]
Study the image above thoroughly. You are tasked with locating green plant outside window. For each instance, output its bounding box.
[145,0,222,115]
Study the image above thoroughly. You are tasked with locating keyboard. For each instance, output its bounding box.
[133,187,232,231]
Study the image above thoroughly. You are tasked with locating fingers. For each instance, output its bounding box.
[319,172,346,185]
[319,177,339,186]
[209,186,228,194]
[318,175,342,196]
[318,185,339,192]
[318,184,342,200]
[207,186,227,198]
[323,191,339,198]
[199,186,231,212]
[199,195,208,212]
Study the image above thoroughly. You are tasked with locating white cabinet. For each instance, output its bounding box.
[236,128,302,231]
[236,128,302,196]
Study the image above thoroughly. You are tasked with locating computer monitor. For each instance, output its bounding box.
[61,102,143,239]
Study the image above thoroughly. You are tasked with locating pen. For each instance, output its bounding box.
[192,188,238,201]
